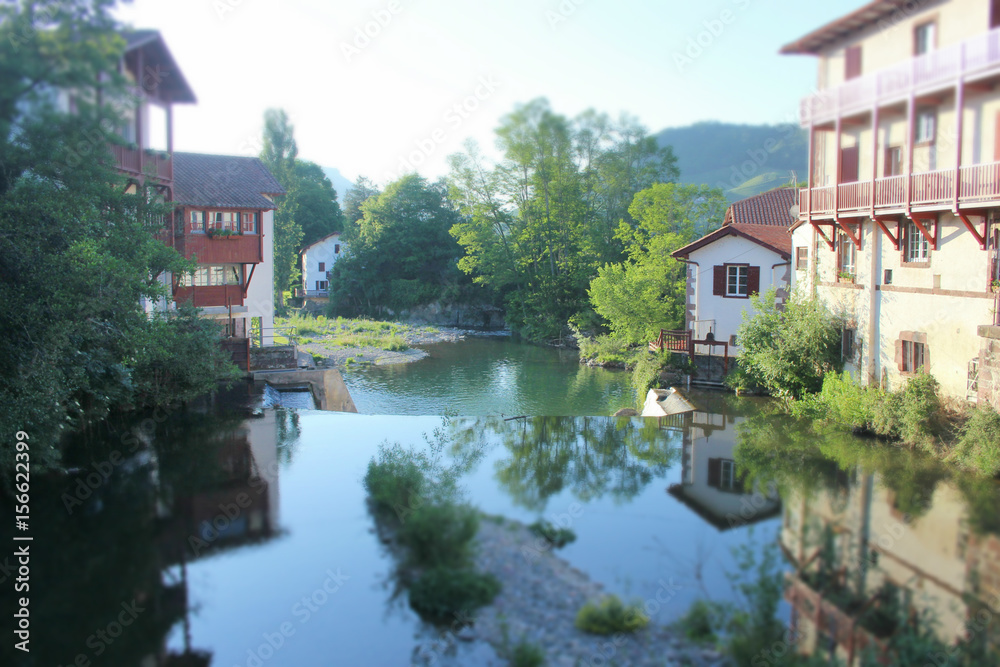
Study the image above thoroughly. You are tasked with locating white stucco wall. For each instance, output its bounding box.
[301,234,344,293]
[686,235,791,352]
[245,208,276,346]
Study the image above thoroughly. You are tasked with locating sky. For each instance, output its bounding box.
[114,0,865,188]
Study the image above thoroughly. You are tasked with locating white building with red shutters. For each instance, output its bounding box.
[783,0,1000,407]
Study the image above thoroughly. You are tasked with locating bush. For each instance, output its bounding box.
[951,405,1000,476]
[733,289,843,399]
[678,599,721,642]
[576,332,633,366]
[362,443,457,517]
[408,567,501,624]
[631,351,664,405]
[574,595,649,635]
[398,503,479,568]
[527,520,576,548]
[508,641,546,667]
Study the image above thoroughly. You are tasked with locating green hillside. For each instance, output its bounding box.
[657,122,807,201]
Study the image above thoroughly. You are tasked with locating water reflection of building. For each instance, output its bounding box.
[666,410,781,530]
[780,473,1000,665]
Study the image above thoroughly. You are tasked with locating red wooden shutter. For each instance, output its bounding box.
[747,266,761,296]
[707,458,722,487]
[845,45,862,80]
[992,0,1000,28]
[713,266,726,296]
[840,146,860,183]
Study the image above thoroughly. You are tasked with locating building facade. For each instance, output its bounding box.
[301,232,345,298]
[672,188,798,351]
[784,0,1000,406]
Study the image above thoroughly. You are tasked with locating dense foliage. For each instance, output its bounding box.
[448,99,679,340]
[0,0,236,470]
[729,289,843,399]
[329,174,470,316]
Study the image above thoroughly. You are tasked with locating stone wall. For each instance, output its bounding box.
[250,345,297,371]
[978,326,1000,411]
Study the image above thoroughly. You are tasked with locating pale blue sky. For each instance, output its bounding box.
[115,0,863,187]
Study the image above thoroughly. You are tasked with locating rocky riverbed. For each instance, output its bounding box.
[413,517,729,667]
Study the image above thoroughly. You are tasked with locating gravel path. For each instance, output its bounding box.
[413,517,729,667]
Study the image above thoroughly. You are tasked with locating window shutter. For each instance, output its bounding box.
[895,339,904,372]
[707,458,722,487]
[747,266,761,296]
[713,266,726,296]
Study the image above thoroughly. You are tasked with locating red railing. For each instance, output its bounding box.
[801,26,1000,125]
[800,161,1000,217]
[111,144,172,182]
[650,330,693,355]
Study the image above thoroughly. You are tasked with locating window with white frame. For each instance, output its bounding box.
[914,22,936,56]
[727,265,748,297]
[242,212,257,234]
[720,460,737,491]
[209,211,240,232]
[179,264,242,287]
[837,231,856,277]
[916,110,936,144]
[190,210,205,233]
[905,221,930,262]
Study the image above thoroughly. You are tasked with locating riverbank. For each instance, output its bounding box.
[442,516,727,667]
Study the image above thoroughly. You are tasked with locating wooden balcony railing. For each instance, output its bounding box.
[650,330,693,355]
[111,144,173,182]
[800,161,1000,218]
[801,26,1000,125]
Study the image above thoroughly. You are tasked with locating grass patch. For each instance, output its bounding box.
[275,314,413,352]
[575,595,649,635]
[507,640,546,667]
[527,520,576,549]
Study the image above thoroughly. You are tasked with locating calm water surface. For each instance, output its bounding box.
[5,339,999,666]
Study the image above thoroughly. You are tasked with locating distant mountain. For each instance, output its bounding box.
[656,122,807,201]
[321,167,354,199]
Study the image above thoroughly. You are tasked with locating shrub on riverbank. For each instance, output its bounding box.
[399,503,480,568]
[576,332,635,367]
[408,566,501,623]
[527,519,576,548]
[275,313,427,351]
[575,595,649,635]
[950,405,1000,476]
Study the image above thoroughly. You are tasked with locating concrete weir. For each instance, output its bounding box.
[252,368,358,413]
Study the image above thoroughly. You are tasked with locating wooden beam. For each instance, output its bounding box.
[874,217,900,250]
[243,263,257,298]
[909,215,938,250]
[837,219,862,249]
[812,221,835,250]
[955,210,987,249]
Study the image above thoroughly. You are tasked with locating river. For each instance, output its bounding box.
[3,337,998,666]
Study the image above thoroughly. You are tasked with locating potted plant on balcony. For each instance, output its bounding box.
[991,279,1000,294]
[838,271,856,284]
[206,228,240,240]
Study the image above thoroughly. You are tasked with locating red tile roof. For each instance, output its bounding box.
[672,223,791,260]
[780,1,911,55]
[723,187,799,227]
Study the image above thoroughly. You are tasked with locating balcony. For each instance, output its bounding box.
[173,284,245,309]
[112,144,173,183]
[801,27,1000,126]
[179,233,263,264]
[799,161,1000,218]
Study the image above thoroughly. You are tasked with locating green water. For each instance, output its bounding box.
[341,336,636,416]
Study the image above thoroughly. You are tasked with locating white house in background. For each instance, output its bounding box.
[301,232,345,297]
[671,188,798,351]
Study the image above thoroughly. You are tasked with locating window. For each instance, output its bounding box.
[901,340,927,373]
[316,280,329,291]
[904,221,931,263]
[884,146,903,177]
[796,247,809,270]
[916,110,936,144]
[242,212,257,234]
[209,211,240,232]
[178,264,241,287]
[842,327,857,362]
[190,210,205,233]
[334,244,341,254]
[914,22,936,55]
[318,262,325,272]
[727,265,748,297]
[707,458,742,492]
[845,45,862,80]
[837,230,857,278]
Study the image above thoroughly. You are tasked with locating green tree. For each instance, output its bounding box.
[588,183,727,343]
[329,174,465,315]
[259,108,304,301]
[0,0,235,471]
[732,289,843,399]
[448,99,678,341]
[341,175,380,226]
[294,160,345,248]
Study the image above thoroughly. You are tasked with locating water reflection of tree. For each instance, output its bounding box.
[453,417,679,511]
[734,408,1000,535]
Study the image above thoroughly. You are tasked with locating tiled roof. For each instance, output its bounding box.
[781,1,910,55]
[302,232,342,253]
[672,223,792,260]
[723,187,799,227]
[173,153,285,210]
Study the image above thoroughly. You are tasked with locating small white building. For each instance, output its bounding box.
[301,233,345,297]
[671,188,798,351]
